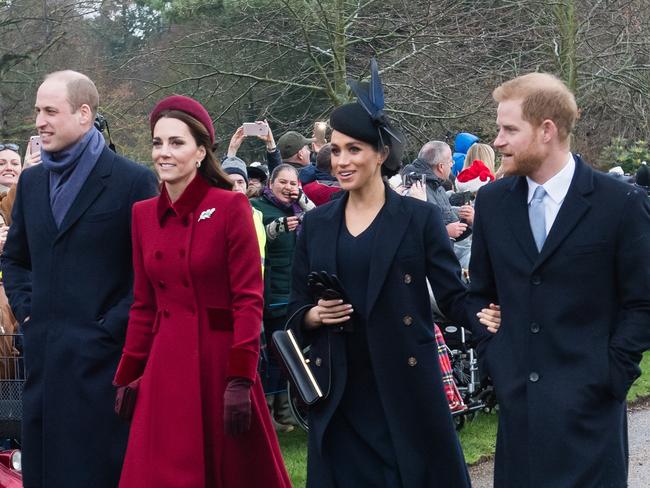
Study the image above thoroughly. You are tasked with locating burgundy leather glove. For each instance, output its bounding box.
[224,377,252,436]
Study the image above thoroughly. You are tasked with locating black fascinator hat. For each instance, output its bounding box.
[329,59,405,171]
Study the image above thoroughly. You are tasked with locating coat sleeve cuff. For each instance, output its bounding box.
[226,348,259,382]
[113,354,146,386]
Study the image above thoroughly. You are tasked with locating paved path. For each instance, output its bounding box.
[469,400,650,487]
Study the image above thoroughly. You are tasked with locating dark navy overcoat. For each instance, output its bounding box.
[468,156,650,487]
[1,147,157,488]
[287,186,472,488]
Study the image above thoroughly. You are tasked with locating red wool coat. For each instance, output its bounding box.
[114,175,291,488]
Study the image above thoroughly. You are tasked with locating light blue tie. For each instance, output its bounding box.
[529,186,547,252]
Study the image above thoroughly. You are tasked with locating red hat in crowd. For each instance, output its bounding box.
[456,159,495,193]
[150,95,215,145]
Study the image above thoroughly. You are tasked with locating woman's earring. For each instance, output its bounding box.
[196,161,201,168]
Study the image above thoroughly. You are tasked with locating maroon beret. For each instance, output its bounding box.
[150,95,215,144]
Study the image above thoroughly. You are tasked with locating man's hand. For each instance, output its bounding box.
[446,221,468,239]
[458,204,475,225]
[477,303,501,334]
[227,126,246,157]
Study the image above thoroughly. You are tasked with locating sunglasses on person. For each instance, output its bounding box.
[0,143,20,152]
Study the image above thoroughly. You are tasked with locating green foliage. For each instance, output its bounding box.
[600,137,650,174]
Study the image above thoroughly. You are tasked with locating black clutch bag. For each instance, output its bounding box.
[114,377,141,421]
[272,328,324,406]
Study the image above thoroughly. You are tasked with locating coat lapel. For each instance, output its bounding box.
[56,148,113,240]
[533,155,593,270]
[365,187,412,316]
[31,166,59,238]
[502,176,538,264]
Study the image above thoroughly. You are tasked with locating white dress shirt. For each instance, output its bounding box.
[526,153,575,236]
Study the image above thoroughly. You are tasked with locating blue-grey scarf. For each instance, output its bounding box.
[41,127,105,228]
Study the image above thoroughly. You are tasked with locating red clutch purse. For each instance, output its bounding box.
[114,377,141,421]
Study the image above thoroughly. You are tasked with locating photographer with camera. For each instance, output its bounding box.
[402,141,474,267]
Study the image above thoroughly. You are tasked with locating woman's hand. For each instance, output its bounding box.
[304,299,354,330]
[477,303,501,334]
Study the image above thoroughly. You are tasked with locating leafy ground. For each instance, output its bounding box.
[278,352,650,487]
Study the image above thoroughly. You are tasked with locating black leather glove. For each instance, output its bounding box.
[307,271,354,332]
[224,377,252,436]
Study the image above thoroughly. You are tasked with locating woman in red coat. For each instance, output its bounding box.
[113,95,291,488]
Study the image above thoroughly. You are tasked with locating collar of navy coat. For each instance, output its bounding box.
[502,153,594,269]
[31,146,116,240]
[157,173,210,226]
[307,183,412,317]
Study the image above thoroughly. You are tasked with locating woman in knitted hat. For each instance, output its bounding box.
[285,60,499,487]
[113,95,291,487]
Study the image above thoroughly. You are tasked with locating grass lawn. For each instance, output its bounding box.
[278,351,650,487]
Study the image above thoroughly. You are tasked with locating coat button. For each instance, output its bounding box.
[163,309,170,318]
[531,275,542,285]
[530,322,540,333]
[529,372,540,382]
[403,315,413,326]
[182,279,189,288]
[182,217,190,227]
[154,251,163,260]
[179,249,186,258]
[158,280,166,289]
[404,274,412,284]
[314,357,322,367]
[408,356,417,367]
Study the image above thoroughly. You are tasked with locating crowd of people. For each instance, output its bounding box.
[0,64,647,488]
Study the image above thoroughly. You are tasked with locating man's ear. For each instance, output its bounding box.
[541,119,558,144]
[79,104,94,126]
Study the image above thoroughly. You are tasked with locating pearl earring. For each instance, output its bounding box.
[196,161,201,168]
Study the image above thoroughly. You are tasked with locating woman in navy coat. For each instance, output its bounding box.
[286,68,499,487]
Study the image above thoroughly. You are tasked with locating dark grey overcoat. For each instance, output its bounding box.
[1,147,158,488]
[468,155,650,487]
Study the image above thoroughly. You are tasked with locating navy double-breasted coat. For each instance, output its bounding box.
[468,155,650,487]
[1,147,158,488]
[287,187,472,487]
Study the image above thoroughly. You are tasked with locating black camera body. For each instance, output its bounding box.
[94,113,107,133]
[402,171,441,189]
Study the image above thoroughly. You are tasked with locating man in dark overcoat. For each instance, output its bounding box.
[469,72,650,487]
[1,70,158,487]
